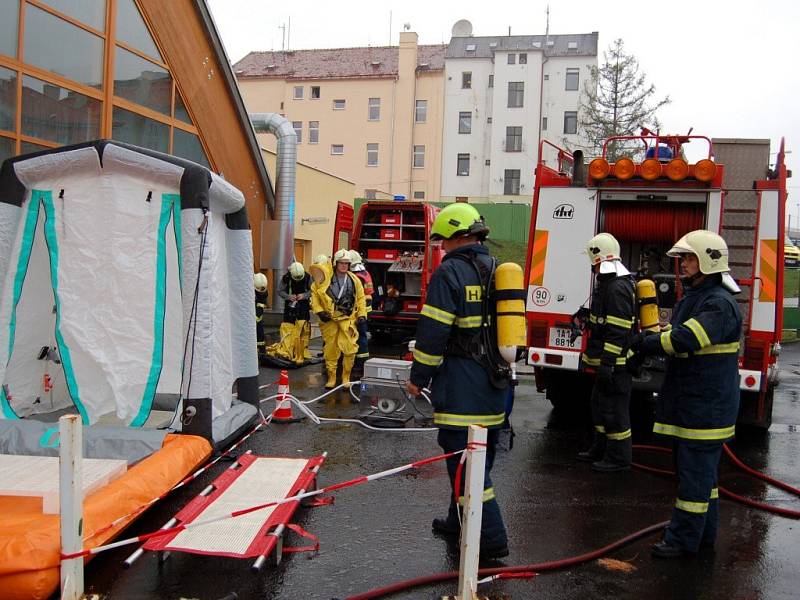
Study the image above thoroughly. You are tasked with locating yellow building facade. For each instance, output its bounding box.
[235,32,444,202]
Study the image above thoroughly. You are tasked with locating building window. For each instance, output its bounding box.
[365,189,377,199]
[415,99,427,123]
[331,144,344,155]
[367,143,379,166]
[368,97,380,121]
[563,111,578,134]
[488,74,494,88]
[311,86,321,99]
[508,81,524,108]
[457,153,470,176]
[293,86,303,99]
[519,53,527,64]
[507,53,515,65]
[413,190,425,199]
[485,159,491,166]
[544,74,549,81]
[504,169,521,195]
[23,75,101,145]
[462,72,472,89]
[505,126,522,152]
[456,196,468,203]
[173,129,209,168]
[413,145,425,168]
[465,43,477,53]
[292,121,302,143]
[542,116,548,131]
[567,41,578,53]
[566,68,579,91]
[114,46,172,115]
[333,98,346,110]
[112,106,168,153]
[487,117,492,123]
[309,121,319,144]
[458,111,472,134]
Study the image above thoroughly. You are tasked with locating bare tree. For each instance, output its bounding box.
[576,39,670,160]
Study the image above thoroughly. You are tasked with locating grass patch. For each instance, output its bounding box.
[785,267,800,298]
[486,238,528,267]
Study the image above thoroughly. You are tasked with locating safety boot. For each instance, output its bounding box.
[324,360,338,389]
[577,431,606,462]
[341,354,355,388]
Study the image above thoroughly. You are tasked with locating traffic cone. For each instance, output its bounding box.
[271,370,303,423]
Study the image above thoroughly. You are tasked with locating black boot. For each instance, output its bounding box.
[577,431,606,462]
[591,437,631,472]
[432,517,460,537]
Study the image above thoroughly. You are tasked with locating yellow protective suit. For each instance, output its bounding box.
[264,320,312,365]
[309,261,366,388]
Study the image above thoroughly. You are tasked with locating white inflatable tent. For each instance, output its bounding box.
[0,141,259,448]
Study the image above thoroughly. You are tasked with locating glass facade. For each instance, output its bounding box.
[24,4,104,89]
[22,75,101,144]
[0,2,19,58]
[112,106,169,153]
[0,0,208,166]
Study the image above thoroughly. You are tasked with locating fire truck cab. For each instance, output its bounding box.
[524,134,789,429]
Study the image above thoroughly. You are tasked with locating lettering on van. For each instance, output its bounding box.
[553,204,574,219]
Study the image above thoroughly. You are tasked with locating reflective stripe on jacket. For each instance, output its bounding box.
[409,244,506,430]
[581,272,636,369]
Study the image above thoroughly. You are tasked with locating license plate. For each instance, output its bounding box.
[548,326,579,349]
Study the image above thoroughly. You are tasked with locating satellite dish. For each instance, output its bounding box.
[451,19,473,38]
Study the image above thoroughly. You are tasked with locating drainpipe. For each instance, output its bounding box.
[249,112,296,272]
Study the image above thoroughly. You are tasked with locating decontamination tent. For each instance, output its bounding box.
[0,141,259,444]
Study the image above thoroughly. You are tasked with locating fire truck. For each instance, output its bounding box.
[333,200,442,339]
[524,134,789,429]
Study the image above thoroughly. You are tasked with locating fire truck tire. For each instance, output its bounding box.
[737,386,774,432]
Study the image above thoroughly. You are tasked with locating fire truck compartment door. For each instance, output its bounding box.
[527,188,595,314]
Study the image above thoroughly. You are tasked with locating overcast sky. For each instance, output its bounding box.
[207,0,800,222]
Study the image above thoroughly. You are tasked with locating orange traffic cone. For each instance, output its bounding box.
[271,369,303,423]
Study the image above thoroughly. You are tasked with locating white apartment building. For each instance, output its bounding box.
[441,32,598,203]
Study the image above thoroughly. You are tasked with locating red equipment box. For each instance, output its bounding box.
[367,249,398,261]
[380,228,400,240]
[381,214,401,225]
[403,300,421,312]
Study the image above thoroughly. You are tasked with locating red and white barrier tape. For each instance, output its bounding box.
[62,447,467,560]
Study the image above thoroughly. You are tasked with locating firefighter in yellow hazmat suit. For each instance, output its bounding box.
[309,250,367,388]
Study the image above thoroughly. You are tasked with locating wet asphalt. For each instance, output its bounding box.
[82,338,800,600]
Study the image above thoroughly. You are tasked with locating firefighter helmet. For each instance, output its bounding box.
[585,233,621,265]
[333,249,352,264]
[667,230,730,274]
[289,261,305,280]
[253,272,268,293]
[313,254,329,265]
[430,203,490,241]
[349,249,364,266]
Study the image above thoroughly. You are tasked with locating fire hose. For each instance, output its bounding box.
[344,442,800,600]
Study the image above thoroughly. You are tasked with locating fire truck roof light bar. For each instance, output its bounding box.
[588,156,717,184]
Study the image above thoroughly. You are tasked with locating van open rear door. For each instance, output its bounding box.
[332,201,354,256]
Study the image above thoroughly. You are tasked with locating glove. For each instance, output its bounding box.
[596,363,613,386]
[629,329,657,352]
[317,311,332,323]
[357,316,367,325]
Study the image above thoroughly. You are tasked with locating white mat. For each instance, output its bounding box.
[0,453,127,513]
[167,457,308,554]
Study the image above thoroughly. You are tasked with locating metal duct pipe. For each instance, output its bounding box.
[250,112,296,270]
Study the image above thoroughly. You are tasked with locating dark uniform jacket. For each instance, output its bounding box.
[409,244,506,430]
[581,272,636,369]
[278,272,312,321]
[641,274,742,443]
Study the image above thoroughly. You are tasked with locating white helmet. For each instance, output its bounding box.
[289,261,305,280]
[349,250,364,266]
[253,272,268,293]
[333,249,352,264]
[667,230,730,274]
[314,253,330,265]
[585,233,621,265]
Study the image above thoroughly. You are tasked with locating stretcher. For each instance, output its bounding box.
[136,453,326,570]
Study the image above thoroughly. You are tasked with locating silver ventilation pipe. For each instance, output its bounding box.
[250,112,296,271]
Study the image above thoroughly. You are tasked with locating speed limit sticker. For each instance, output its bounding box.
[530,286,551,307]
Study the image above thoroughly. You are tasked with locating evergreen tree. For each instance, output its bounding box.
[577,39,670,160]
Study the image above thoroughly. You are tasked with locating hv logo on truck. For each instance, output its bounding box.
[552,204,574,219]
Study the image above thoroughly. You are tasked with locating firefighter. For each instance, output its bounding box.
[577,233,636,472]
[630,230,742,558]
[405,202,509,560]
[349,249,373,370]
[310,249,366,389]
[278,261,312,324]
[254,272,269,361]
